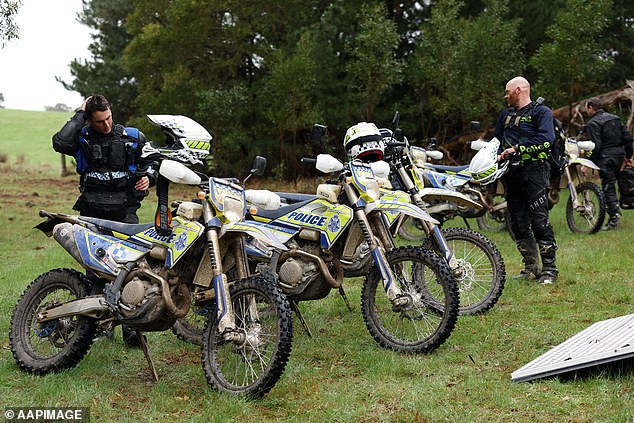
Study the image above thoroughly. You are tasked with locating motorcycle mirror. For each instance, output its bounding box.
[311,124,328,147]
[243,155,266,185]
[470,121,481,132]
[428,137,437,150]
[393,128,404,142]
[250,155,267,176]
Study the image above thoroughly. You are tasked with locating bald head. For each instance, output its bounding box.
[504,76,532,109]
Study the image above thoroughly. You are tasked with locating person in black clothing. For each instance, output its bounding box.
[495,76,559,285]
[584,98,634,230]
[53,94,157,345]
[53,94,156,223]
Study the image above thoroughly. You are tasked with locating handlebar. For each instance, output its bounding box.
[301,157,317,164]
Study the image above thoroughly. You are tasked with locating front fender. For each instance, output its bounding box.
[222,221,288,251]
[419,187,483,211]
[569,157,600,170]
[365,200,439,225]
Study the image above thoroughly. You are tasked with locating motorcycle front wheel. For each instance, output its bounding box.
[361,246,459,354]
[201,274,293,398]
[566,181,606,234]
[423,227,506,315]
[10,268,96,374]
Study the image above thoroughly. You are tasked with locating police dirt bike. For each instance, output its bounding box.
[397,139,509,238]
[244,151,459,354]
[372,128,506,316]
[547,137,605,234]
[9,115,293,398]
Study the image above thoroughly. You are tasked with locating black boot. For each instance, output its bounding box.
[513,238,540,280]
[538,243,558,285]
[603,213,620,230]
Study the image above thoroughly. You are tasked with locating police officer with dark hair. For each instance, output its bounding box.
[584,97,634,230]
[495,76,559,285]
[53,94,157,223]
[53,94,157,345]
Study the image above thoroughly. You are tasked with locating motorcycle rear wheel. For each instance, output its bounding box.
[566,181,606,234]
[171,291,212,345]
[361,246,458,354]
[423,227,506,315]
[201,274,293,398]
[476,194,510,233]
[10,268,96,374]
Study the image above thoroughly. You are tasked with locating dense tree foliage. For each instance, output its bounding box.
[63,0,632,177]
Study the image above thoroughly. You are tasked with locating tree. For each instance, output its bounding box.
[529,0,612,108]
[57,0,137,123]
[345,3,404,122]
[0,0,20,47]
[407,0,523,142]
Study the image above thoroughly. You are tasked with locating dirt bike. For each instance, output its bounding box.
[243,149,460,354]
[397,138,509,238]
[9,115,293,398]
[370,126,506,316]
[547,137,605,234]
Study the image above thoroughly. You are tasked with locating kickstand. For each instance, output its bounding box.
[339,286,353,311]
[289,301,312,337]
[138,331,159,382]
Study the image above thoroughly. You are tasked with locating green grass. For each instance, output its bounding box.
[0,109,632,422]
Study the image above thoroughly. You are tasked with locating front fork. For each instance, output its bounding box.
[565,166,582,209]
[399,171,462,279]
[345,185,406,305]
[202,202,240,341]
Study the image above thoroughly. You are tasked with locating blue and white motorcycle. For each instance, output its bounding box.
[9,115,293,398]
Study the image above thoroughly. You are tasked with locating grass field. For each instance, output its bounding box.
[0,108,632,422]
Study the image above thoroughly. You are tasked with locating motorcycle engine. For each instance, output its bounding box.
[117,273,168,328]
[277,241,329,299]
[120,276,160,311]
[278,257,319,292]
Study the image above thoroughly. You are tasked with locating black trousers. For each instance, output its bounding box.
[596,157,622,217]
[502,160,557,246]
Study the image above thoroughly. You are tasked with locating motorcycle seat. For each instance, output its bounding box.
[275,192,317,204]
[79,216,154,236]
[425,163,470,173]
[253,198,315,221]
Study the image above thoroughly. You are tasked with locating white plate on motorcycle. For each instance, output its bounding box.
[316,154,344,173]
[426,150,443,160]
[159,160,202,185]
[470,139,488,151]
[369,161,390,179]
[147,115,212,142]
[576,140,595,151]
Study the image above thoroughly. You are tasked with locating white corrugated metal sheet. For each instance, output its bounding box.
[512,313,634,382]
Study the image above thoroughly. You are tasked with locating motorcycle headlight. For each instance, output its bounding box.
[221,195,245,223]
[364,177,380,202]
